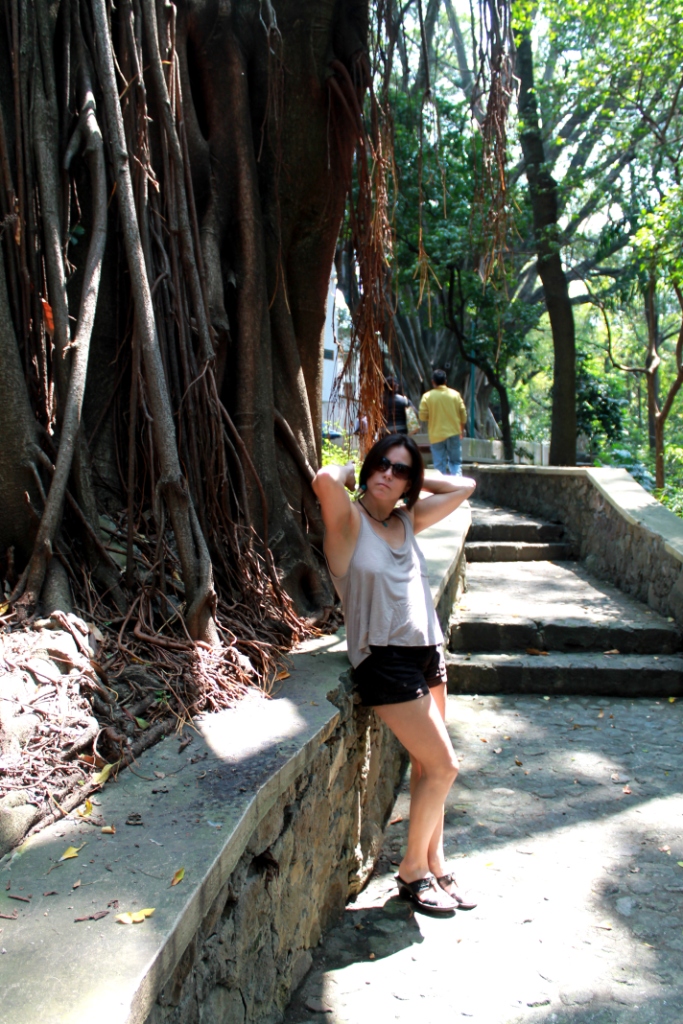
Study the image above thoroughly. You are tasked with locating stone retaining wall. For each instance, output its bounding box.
[145,679,402,1024]
[469,465,683,625]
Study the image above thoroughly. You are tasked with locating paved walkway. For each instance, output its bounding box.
[284,692,683,1024]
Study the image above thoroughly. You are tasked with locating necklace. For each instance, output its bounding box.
[358,498,393,529]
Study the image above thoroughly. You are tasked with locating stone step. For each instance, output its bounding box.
[445,651,683,696]
[449,614,681,654]
[452,561,681,654]
[465,541,573,562]
[469,511,565,544]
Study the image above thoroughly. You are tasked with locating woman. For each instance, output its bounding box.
[313,434,476,913]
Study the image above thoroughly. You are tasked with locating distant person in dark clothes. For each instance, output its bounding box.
[419,369,467,476]
[383,376,411,435]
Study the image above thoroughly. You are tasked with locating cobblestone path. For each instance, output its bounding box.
[284,693,683,1024]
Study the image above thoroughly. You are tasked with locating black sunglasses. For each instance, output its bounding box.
[376,455,412,480]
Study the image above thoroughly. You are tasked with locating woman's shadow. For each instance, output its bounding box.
[283,890,425,1021]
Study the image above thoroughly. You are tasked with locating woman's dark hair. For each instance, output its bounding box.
[359,433,424,509]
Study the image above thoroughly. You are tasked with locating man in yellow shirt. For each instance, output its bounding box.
[418,369,468,475]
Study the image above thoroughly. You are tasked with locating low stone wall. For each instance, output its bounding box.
[469,465,683,625]
[145,680,401,1024]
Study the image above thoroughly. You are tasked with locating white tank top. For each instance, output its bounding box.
[328,508,443,668]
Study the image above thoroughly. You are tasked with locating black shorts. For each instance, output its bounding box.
[353,645,447,707]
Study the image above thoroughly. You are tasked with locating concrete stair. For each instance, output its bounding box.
[446,652,683,696]
[465,503,573,562]
[465,540,572,562]
[449,504,683,696]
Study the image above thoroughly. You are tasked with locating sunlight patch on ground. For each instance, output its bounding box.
[309,794,680,1023]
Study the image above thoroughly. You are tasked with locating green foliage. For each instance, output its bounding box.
[655,484,683,519]
[390,88,538,375]
[321,429,360,476]
[321,436,349,467]
[576,351,623,451]
[593,444,655,490]
[391,91,472,282]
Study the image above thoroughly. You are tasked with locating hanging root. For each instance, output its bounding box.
[328,41,394,454]
[470,0,516,283]
[15,65,107,615]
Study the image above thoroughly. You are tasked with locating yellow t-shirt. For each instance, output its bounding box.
[418,386,467,444]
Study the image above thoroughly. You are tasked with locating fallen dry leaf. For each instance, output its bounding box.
[154,772,165,780]
[101,826,116,835]
[116,908,155,925]
[603,649,620,655]
[72,880,81,889]
[275,670,290,681]
[623,785,632,795]
[677,861,683,868]
[93,763,115,786]
[134,717,150,731]
[75,910,109,923]
[88,623,105,644]
[59,843,86,862]
[171,867,185,887]
[77,799,93,818]
[597,710,604,719]
[480,737,488,743]
[515,758,523,767]
[389,814,403,825]
[526,647,543,656]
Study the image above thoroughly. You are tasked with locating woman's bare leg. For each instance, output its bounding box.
[409,685,476,906]
[374,690,458,883]
[408,683,450,876]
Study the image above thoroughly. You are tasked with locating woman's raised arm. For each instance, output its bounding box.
[312,462,357,534]
[412,473,476,534]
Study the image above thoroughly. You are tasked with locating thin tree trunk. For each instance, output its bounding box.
[645,272,660,451]
[413,0,441,98]
[517,27,576,466]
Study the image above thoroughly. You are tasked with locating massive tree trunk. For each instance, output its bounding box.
[517,27,576,466]
[0,0,367,641]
